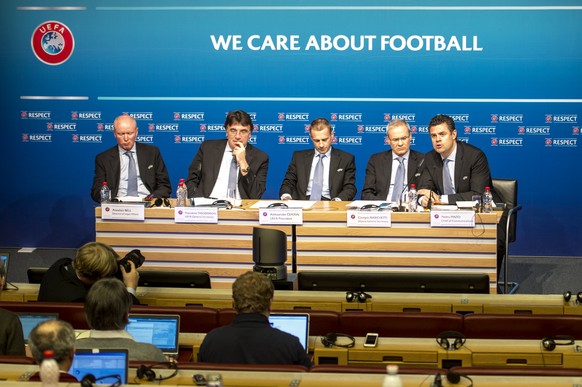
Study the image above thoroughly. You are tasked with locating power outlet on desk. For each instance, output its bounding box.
[442,359,463,369]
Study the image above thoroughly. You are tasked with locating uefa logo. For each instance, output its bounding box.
[31,21,75,65]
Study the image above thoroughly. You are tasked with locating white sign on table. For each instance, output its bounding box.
[346,209,392,227]
[174,207,218,223]
[259,208,303,225]
[430,210,475,227]
[101,203,145,221]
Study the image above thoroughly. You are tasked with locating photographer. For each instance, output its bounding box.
[38,242,141,304]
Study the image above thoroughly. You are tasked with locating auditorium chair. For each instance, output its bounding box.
[463,313,582,340]
[449,366,582,377]
[492,178,522,294]
[339,312,463,338]
[310,365,447,375]
[26,267,48,284]
[217,308,341,337]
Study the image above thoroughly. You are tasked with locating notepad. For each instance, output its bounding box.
[269,313,310,352]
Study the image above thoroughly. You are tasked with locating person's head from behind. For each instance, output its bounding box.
[85,277,131,330]
[72,242,119,285]
[232,271,274,316]
[224,110,253,150]
[113,114,138,151]
[29,320,75,372]
[309,118,334,154]
[386,119,412,157]
[428,114,458,159]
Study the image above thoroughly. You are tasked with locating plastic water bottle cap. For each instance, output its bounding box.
[43,350,55,359]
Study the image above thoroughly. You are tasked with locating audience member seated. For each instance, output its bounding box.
[76,278,166,362]
[198,271,311,367]
[0,259,25,356]
[37,241,140,304]
[27,320,78,382]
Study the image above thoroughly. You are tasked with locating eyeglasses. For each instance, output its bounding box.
[388,135,410,143]
[228,128,251,136]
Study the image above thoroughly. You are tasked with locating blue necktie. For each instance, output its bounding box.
[443,158,455,195]
[391,157,405,202]
[310,154,325,201]
[125,151,138,196]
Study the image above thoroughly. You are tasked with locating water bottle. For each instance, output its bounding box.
[100,181,111,203]
[382,364,403,387]
[482,186,493,213]
[40,350,59,387]
[176,178,187,207]
[407,184,418,212]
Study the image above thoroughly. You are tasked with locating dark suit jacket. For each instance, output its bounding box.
[279,147,357,201]
[91,142,172,202]
[185,139,269,199]
[361,150,425,200]
[418,141,493,205]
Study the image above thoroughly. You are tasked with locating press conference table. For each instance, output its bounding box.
[95,201,500,292]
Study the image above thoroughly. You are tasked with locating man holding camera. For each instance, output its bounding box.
[38,242,141,304]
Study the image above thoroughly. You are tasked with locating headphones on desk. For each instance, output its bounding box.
[81,374,122,387]
[436,331,466,351]
[563,291,582,304]
[541,335,575,351]
[321,332,356,348]
[345,289,372,303]
[136,362,178,381]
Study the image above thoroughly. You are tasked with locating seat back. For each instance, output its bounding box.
[130,305,218,333]
[339,312,464,338]
[463,314,582,339]
[27,267,48,284]
[492,178,518,243]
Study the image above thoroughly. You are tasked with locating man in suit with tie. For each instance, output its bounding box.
[91,114,172,202]
[279,118,356,201]
[185,110,269,199]
[417,114,494,207]
[361,119,424,202]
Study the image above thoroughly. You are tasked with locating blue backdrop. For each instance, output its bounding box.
[1,0,581,256]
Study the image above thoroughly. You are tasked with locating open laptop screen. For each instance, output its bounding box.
[70,349,128,384]
[125,314,180,356]
[269,313,310,352]
[17,312,59,344]
[0,253,8,289]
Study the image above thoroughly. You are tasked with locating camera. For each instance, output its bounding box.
[118,249,145,272]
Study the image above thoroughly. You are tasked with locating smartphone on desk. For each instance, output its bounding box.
[364,332,379,347]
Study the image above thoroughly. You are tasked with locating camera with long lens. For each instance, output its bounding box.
[118,249,145,272]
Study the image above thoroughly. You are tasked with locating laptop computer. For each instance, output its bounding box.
[70,349,129,384]
[125,314,180,357]
[0,253,9,289]
[269,313,310,352]
[17,312,59,343]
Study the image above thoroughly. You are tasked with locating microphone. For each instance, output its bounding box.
[395,158,425,212]
[430,373,443,387]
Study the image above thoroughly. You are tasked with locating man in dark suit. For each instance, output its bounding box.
[91,114,172,202]
[361,119,424,201]
[186,110,269,199]
[279,118,356,201]
[417,114,493,207]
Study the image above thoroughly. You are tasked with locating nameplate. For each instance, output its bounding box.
[174,207,218,223]
[259,208,303,225]
[346,209,392,227]
[430,210,475,228]
[101,203,144,221]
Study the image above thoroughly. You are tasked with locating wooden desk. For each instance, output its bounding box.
[313,337,582,369]
[95,201,500,292]
[1,284,567,314]
[2,366,582,386]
